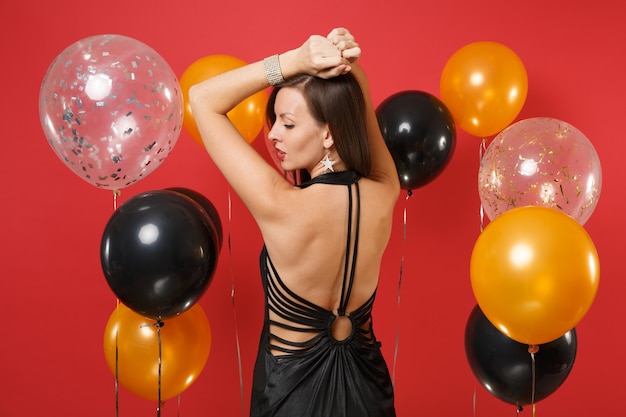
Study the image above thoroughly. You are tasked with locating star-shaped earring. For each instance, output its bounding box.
[319,154,336,172]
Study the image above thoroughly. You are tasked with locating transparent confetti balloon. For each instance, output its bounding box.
[478,117,602,225]
[39,34,183,190]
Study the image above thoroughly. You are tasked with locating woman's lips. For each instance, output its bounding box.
[276,149,286,160]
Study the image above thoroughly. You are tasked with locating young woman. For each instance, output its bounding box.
[189,27,399,417]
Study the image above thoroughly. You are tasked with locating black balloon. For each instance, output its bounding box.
[465,305,577,406]
[167,187,223,250]
[376,90,456,190]
[101,190,219,320]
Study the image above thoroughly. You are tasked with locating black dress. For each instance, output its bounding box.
[250,171,396,417]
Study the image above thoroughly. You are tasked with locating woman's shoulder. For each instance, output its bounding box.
[256,171,397,230]
[359,173,400,205]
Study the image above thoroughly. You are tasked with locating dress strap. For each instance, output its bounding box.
[337,179,360,316]
[297,170,362,315]
[297,170,361,188]
[260,170,372,355]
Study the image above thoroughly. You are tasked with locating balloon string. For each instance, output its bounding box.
[479,137,487,161]
[157,320,163,417]
[177,394,181,417]
[392,190,411,386]
[113,190,121,417]
[139,321,164,417]
[529,344,538,417]
[113,189,121,211]
[115,299,120,417]
[479,205,485,233]
[228,191,245,417]
[478,139,487,232]
[473,387,476,417]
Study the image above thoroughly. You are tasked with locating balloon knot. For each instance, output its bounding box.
[528,344,539,354]
[140,320,165,329]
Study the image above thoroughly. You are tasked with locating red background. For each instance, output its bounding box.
[1,0,624,415]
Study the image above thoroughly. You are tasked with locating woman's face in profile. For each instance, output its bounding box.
[267,87,328,173]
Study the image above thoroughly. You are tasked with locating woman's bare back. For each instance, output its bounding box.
[259,174,394,345]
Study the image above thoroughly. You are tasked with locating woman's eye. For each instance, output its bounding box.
[283,124,294,129]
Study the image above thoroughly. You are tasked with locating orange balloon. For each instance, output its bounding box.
[470,206,599,345]
[103,303,212,401]
[179,54,268,146]
[440,41,528,137]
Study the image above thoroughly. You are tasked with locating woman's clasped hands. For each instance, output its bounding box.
[295,27,362,79]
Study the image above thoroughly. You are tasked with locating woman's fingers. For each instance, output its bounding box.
[327,28,360,62]
[327,27,352,41]
[295,29,359,77]
[327,28,355,46]
[300,35,349,74]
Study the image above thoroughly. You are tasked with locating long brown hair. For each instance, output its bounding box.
[266,72,371,184]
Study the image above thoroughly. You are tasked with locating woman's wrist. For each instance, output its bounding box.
[263,54,285,86]
[275,49,300,81]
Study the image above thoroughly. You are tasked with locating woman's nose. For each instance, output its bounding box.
[267,124,279,141]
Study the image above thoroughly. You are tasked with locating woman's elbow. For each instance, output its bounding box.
[188,84,201,112]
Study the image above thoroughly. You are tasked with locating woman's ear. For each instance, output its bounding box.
[322,131,334,149]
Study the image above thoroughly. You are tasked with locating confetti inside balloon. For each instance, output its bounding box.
[478,117,602,225]
[39,34,183,190]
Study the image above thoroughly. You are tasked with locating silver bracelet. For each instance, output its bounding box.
[263,54,285,86]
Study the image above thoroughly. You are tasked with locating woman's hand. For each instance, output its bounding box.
[327,27,361,64]
[290,28,361,79]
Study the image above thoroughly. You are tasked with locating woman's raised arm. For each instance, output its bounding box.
[188,34,352,217]
[327,28,400,191]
